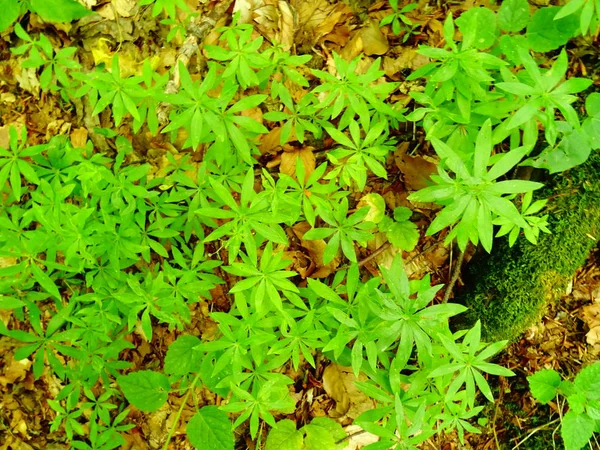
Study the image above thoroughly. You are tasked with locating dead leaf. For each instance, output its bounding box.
[277,0,295,50]
[259,127,283,155]
[292,222,340,277]
[360,20,388,56]
[586,326,600,347]
[322,363,373,419]
[280,147,315,182]
[342,425,380,450]
[114,0,138,17]
[394,143,437,190]
[0,358,31,386]
[70,127,88,149]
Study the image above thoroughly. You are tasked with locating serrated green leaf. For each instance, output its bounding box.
[164,335,203,376]
[526,7,579,52]
[527,369,561,403]
[561,411,595,450]
[0,0,21,32]
[574,362,600,399]
[498,0,530,32]
[117,370,170,412]
[265,420,304,450]
[188,406,234,450]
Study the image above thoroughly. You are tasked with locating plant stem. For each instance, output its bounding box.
[161,374,202,450]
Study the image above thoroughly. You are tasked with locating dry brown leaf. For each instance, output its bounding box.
[394,144,437,190]
[70,127,88,149]
[322,363,373,419]
[342,425,380,450]
[360,20,388,56]
[259,126,283,155]
[277,0,295,50]
[340,32,363,61]
[0,358,31,386]
[292,222,340,277]
[114,0,138,17]
[586,326,600,347]
[280,147,315,182]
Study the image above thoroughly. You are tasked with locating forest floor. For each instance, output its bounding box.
[1,0,600,449]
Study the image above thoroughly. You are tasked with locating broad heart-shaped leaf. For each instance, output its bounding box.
[498,0,530,32]
[164,335,203,376]
[527,369,561,403]
[526,7,579,52]
[526,124,592,174]
[574,361,600,399]
[188,406,234,450]
[117,370,170,412]
[302,417,346,450]
[386,220,419,252]
[455,6,498,50]
[586,92,600,116]
[265,419,304,450]
[0,0,21,32]
[561,411,595,450]
[29,0,92,22]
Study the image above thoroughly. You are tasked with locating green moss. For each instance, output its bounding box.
[456,153,600,342]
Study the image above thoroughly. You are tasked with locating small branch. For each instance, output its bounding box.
[336,241,391,272]
[442,245,465,303]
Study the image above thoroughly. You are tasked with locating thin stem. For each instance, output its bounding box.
[161,373,202,450]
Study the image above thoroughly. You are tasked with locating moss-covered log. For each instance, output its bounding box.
[455,153,600,343]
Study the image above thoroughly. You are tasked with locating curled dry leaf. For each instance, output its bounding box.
[322,363,373,419]
[292,222,340,278]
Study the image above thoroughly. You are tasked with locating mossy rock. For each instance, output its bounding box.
[455,153,600,343]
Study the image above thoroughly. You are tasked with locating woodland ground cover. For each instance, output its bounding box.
[0,0,599,449]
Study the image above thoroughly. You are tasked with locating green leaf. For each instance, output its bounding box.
[29,0,91,22]
[303,417,346,450]
[188,406,234,450]
[554,0,586,20]
[526,7,579,52]
[117,370,170,412]
[456,7,498,50]
[386,221,419,252]
[164,335,203,376]
[585,93,600,116]
[0,0,21,32]
[265,420,304,450]
[561,411,595,450]
[527,369,562,403]
[498,0,530,32]
[574,362,600,399]
[30,263,61,300]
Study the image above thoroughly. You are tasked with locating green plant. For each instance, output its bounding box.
[324,118,396,191]
[408,120,544,252]
[0,0,91,32]
[379,1,419,39]
[528,362,600,450]
[303,197,374,264]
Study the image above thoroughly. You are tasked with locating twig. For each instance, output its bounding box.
[511,418,560,450]
[156,0,235,126]
[441,245,465,303]
[335,241,391,272]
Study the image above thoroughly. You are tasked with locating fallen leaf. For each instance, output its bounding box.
[322,363,373,419]
[280,147,315,182]
[360,20,388,56]
[70,127,88,149]
[342,425,380,450]
[394,143,437,190]
[292,222,340,277]
[114,0,138,17]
